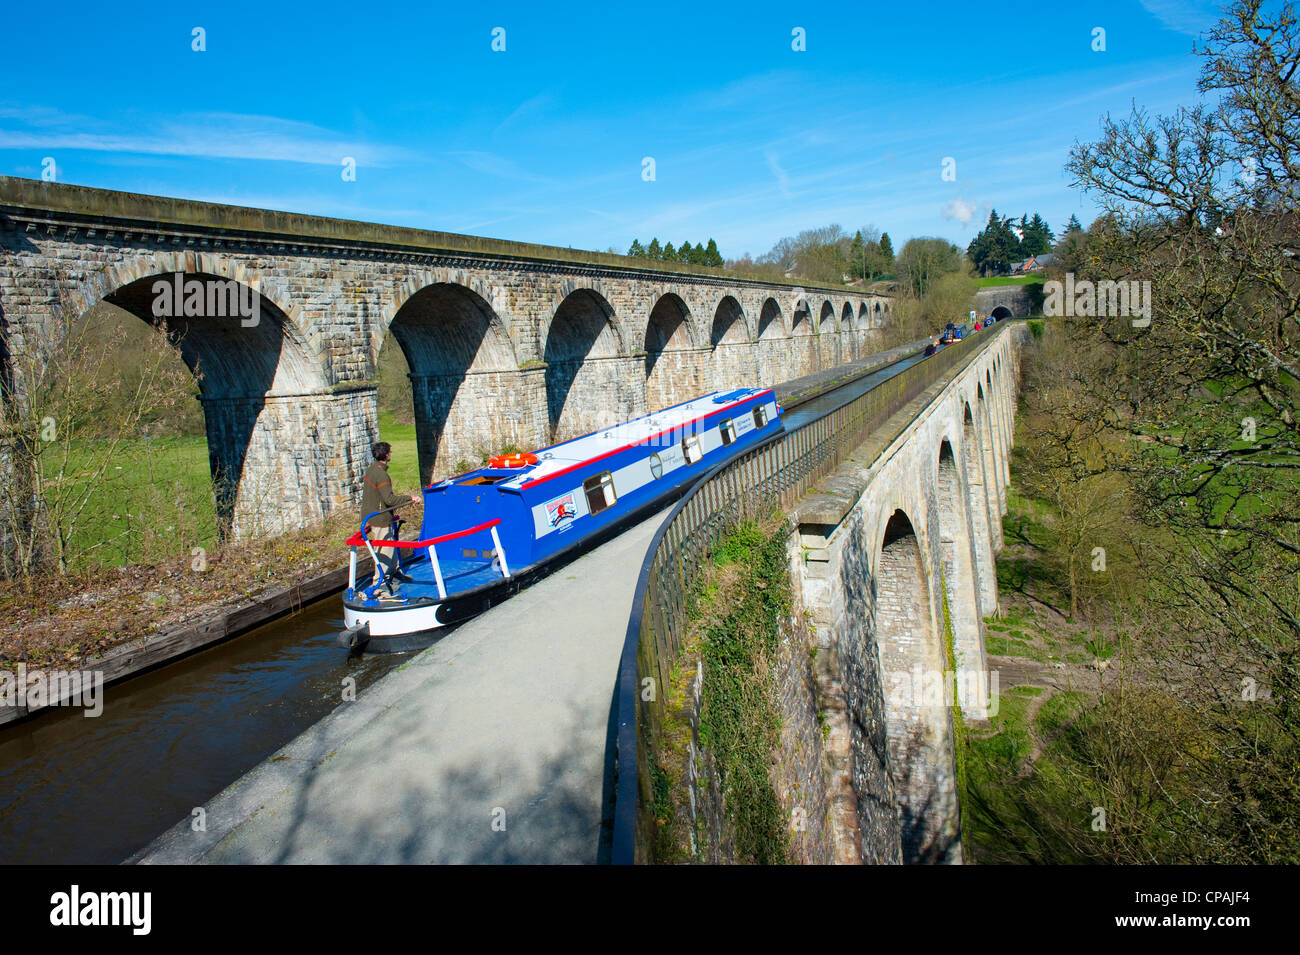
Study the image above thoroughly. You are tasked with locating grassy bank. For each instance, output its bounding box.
[960,380,1298,863]
[976,275,1046,287]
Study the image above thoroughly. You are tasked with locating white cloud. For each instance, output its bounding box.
[941,195,978,225]
[493,92,555,134]
[0,106,414,167]
[1137,0,1221,37]
[764,150,792,198]
[445,150,553,183]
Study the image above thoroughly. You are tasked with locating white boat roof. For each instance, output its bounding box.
[499,388,772,490]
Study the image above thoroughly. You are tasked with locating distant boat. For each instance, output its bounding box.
[338,388,782,651]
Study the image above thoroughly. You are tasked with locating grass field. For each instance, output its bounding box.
[976,275,1046,287]
[375,412,420,493]
[38,433,221,571]
[37,411,428,572]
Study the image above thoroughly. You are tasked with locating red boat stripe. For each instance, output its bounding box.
[347,518,502,549]
[520,390,774,490]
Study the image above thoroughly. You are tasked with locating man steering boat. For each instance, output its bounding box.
[359,441,419,596]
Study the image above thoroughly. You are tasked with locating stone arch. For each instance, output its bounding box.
[963,402,998,610]
[644,292,697,411]
[936,437,987,713]
[993,354,1012,474]
[710,294,749,345]
[385,282,519,484]
[821,301,840,368]
[977,381,1006,542]
[792,297,814,336]
[841,301,856,360]
[873,508,961,864]
[757,297,784,339]
[538,279,628,358]
[856,301,875,353]
[93,270,332,538]
[819,299,837,330]
[991,362,1012,491]
[710,294,757,389]
[791,297,816,378]
[380,268,517,367]
[73,251,305,349]
[544,287,630,441]
[757,297,786,386]
[990,305,1013,320]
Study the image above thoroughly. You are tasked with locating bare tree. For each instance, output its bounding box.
[0,291,198,576]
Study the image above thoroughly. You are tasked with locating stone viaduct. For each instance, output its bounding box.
[0,176,896,537]
[794,323,1024,863]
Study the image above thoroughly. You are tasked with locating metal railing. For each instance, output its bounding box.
[610,322,1013,863]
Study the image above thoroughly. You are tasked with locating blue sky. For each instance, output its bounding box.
[1,0,1227,259]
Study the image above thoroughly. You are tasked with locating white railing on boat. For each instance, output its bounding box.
[347,517,510,600]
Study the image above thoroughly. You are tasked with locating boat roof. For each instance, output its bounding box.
[471,388,773,492]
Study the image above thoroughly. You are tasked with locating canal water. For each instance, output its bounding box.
[781,349,925,429]
[0,599,419,864]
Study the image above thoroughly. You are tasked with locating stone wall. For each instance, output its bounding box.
[665,528,840,864]
[974,284,1032,319]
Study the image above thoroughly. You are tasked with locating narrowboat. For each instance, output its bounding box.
[338,387,782,651]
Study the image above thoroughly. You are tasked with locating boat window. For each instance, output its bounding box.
[584,471,617,515]
[682,434,703,465]
[462,548,477,559]
[720,418,737,446]
[753,404,768,428]
[649,452,664,479]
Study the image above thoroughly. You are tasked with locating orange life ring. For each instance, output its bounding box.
[488,452,538,469]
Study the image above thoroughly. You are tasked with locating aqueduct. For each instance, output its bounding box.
[798,328,1022,863]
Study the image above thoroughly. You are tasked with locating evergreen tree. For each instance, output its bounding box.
[627,239,646,258]
[704,238,723,266]
[1065,214,1083,234]
[850,230,866,278]
[646,237,663,260]
[967,210,1022,276]
[663,241,678,262]
[1020,212,1055,255]
[879,232,894,262]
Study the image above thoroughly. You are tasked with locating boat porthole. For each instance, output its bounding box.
[649,452,663,479]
